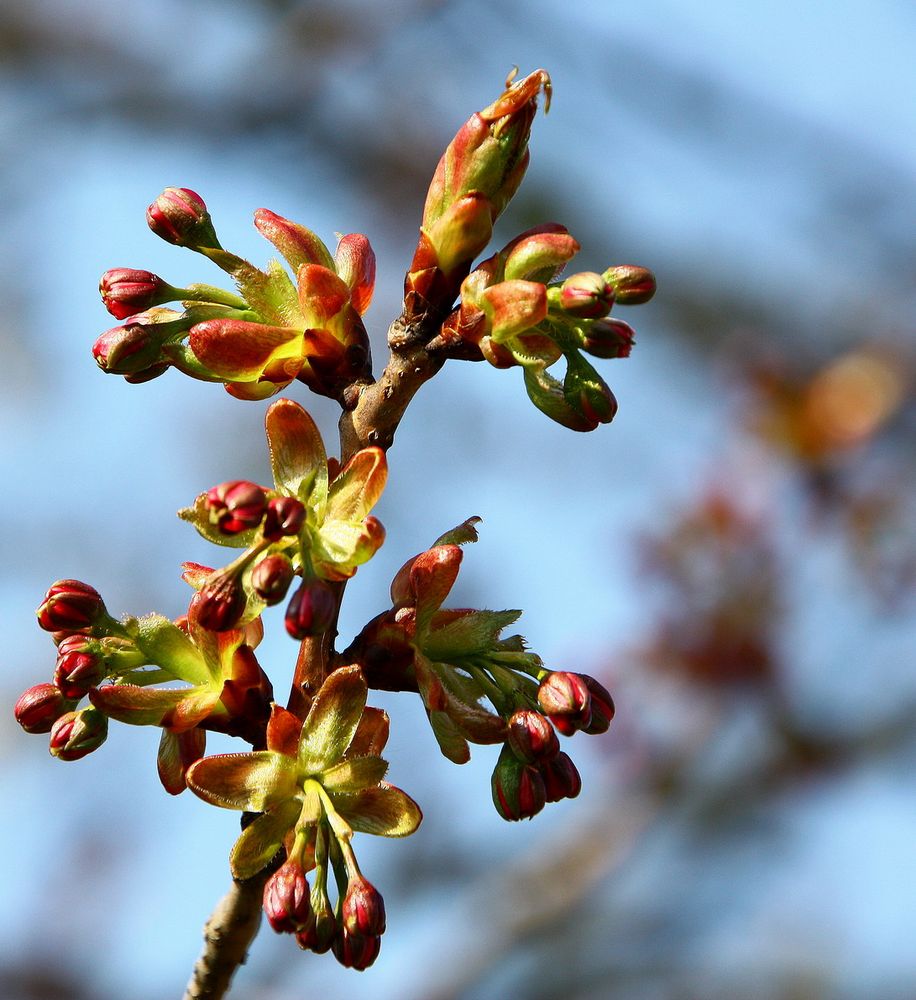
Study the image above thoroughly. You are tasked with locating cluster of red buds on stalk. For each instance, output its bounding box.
[15,68,654,987]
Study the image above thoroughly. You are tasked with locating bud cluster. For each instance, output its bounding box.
[94,192,376,402]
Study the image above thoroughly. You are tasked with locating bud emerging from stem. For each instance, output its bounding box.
[36,580,107,634]
[539,751,582,802]
[205,481,268,535]
[99,269,175,320]
[251,553,296,605]
[263,497,306,542]
[284,579,337,640]
[146,187,220,249]
[491,744,546,821]
[537,671,591,735]
[49,707,108,761]
[14,683,71,734]
[342,875,386,938]
[190,572,247,632]
[263,858,314,934]
[602,265,656,305]
[506,709,560,763]
[54,636,104,699]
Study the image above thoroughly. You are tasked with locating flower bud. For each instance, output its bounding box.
[92,321,163,375]
[491,744,546,821]
[558,272,615,319]
[342,875,386,937]
[284,579,337,640]
[602,265,656,305]
[14,683,71,734]
[564,355,618,428]
[49,707,108,761]
[537,671,591,736]
[146,187,220,249]
[297,882,336,954]
[506,709,560,763]
[263,859,314,934]
[37,580,106,633]
[539,751,582,802]
[54,636,104,699]
[332,928,382,971]
[205,480,268,535]
[99,268,174,320]
[262,496,306,542]
[581,674,615,735]
[251,553,296,605]
[190,573,247,632]
[579,317,635,359]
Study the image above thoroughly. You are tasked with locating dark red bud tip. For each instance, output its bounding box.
[506,709,560,763]
[491,746,547,821]
[14,683,71,734]
[284,579,337,640]
[54,636,104,699]
[342,875,386,937]
[581,674,615,735]
[539,751,582,802]
[92,322,160,375]
[263,496,306,541]
[146,187,218,248]
[602,265,656,305]
[263,860,314,935]
[332,928,382,971]
[37,580,105,633]
[205,480,268,535]
[189,574,247,632]
[579,317,636,359]
[99,268,169,319]
[558,271,615,319]
[251,553,296,605]
[537,671,592,734]
[49,708,108,761]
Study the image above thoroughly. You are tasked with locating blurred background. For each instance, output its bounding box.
[2,1,915,998]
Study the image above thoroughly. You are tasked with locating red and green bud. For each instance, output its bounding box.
[297,882,336,954]
[537,671,591,736]
[146,187,220,249]
[580,674,615,735]
[263,858,314,934]
[14,683,71,734]
[205,480,268,535]
[263,496,306,541]
[506,709,560,763]
[49,707,108,761]
[37,580,107,633]
[539,751,582,802]
[602,265,656,305]
[190,572,247,632]
[54,636,104,699]
[285,579,337,640]
[92,321,162,375]
[491,744,546,821]
[251,553,296,605]
[502,224,581,283]
[332,928,382,971]
[564,354,618,428]
[253,208,335,273]
[342,875,386,938]
[99,268,175,320]
[335,234,376,316]
[578,316,635,359]
[557,271,615,319]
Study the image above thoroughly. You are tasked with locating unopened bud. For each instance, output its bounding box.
[558,271,615,319]
[332,928,382,971]
[342,875,386,937]
[190,573,247,632]
[537,671,591,736]
[581,674,615,735]
[506,709,560,763]
[14,683,71,734]
[564,356,618,428]
[263,859,314,934]
[37,580,106,633]
[205,480,268,535]
[297,883,336,954]
[491,744,546,821]
[263,496,306,542]
[251,553,296,605]
[579,317,636,359]
[92,322,161,375]
[99,268,174,320]
[146,187,220,249]
[539,751,582,802]
[54,636,104,699]
[602,265,656,305]
[285,579,337,640]
[49,707,108,761]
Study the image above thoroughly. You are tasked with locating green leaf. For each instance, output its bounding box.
[432,516,482,548]
[325,447,387,524]
[428,710,471,764]
[178,493,259,549]
[331,783,423,837]
[298,665,367,774]
[265,398,328,509]
[186,751,298,811]
[133,614,210,685]
[320,755,388,792]
[423,609,521,660]
[229,799,300,879]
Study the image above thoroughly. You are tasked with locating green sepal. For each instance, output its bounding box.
[186,750,299,811]
[423,609,521,659]
[428,709,471,764]
[132,613,210,685]
[330,782,423,837]
[297,665,367,774]
[197,248,290,327]
[229,798,300,879]
[523,364,596,431]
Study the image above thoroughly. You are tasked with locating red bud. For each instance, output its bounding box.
[342,875,386,937]
[539,751,582,802]
[99,268,172,320]
[37,580,106,633]
[205,480,268,535]
[263,859,314,935]
[558,271,615,319]
[602,265,656,305]
[14,683,71,734]
[332,928,381,971]
[581,674,615,735]
[54,636,104,699]
[284,579,337,640]
[251,553,295,605]
[537,671,591,735]
[146,187,219,248]
[49,708,108,761]
[190,574,247,632]
[506,709,560,762]
[263,496,306,541]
